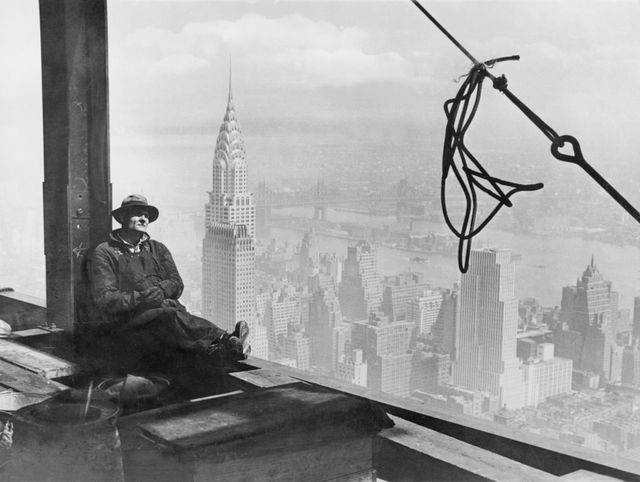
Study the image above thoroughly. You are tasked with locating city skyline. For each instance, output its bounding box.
[2,0,640,471]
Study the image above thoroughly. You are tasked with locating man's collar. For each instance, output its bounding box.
[112,229,150,253]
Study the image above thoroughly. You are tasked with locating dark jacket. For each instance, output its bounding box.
[89,229,184,326]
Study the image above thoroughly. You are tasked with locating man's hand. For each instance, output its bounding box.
[139,286,163,308]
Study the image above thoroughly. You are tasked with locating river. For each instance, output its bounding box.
[269,207,640,312]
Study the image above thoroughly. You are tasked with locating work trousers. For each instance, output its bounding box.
[110,307,227,372]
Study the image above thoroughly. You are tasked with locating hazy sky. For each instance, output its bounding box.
[1,0,640,294]
[3,1,640,202]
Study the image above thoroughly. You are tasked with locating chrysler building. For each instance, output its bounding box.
[202,72,265,356]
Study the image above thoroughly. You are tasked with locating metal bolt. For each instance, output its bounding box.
[76,208,84,216]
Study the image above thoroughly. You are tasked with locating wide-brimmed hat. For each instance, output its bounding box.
[112,194,159,224]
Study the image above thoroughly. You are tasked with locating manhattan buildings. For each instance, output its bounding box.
[202,76,267,357]
[555,258,621,383]
[452,248,527,409]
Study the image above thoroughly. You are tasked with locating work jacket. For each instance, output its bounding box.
[89,229,184,326]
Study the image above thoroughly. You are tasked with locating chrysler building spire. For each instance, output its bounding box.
[202,69,264,358]
[228,57,233,103]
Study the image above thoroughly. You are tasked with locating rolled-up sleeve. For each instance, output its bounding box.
[90,245,139,315]
[153,242,184,300]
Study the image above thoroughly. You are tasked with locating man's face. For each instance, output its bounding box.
[125,209,149,232]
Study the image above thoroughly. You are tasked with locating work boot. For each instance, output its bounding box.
[206,321,250,364]
[228,321,250,360]
[231,321,250,345]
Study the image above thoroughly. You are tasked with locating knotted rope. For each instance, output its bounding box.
[410,0,640,273]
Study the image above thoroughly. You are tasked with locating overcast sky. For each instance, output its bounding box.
[1,0,640,294]
[3,1,640,200]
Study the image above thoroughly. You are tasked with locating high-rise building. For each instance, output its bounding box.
[432,287,457,357]
[622,342,640,387]
[381,272,430,322]
[633,297,640,341]
[407,289,443,339]
[202,73,264,353]
[308,288,343,373]
[298,231,319,280]
[336,349,368,387]
[284,331,311,371]
[452,248,526,410]
[556,257,619,382]
[319,253,342,286]
[265,288,301,349]
[522,343,572,407]
[338,241,381,320]
[352,313,413,396]
[410,349,450,392]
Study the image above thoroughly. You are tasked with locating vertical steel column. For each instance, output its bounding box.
[40,0,111,330]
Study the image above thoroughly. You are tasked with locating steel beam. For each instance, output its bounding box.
[40,0,111,330]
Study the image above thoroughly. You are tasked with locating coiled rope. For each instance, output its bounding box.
[442,61,543,273]
[410,0,640,273]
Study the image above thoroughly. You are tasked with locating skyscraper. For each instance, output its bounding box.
[265,288,301,348]
[556,257,619,382]
[202,73,262,353]
[381,272,430,322]
[633,296,640,341]
[522,343,572,407]
[407,289,443,339]
[308,287,343,373]
[338,241,381,321]
[351,313,413,396]
[284,330,311,371]
[452,248,526,410]
[432,287,458,357]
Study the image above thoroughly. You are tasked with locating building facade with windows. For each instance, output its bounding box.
[452,249,526,410]
[202,76,265,355]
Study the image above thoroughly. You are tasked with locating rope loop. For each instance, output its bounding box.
[441,61,543,273]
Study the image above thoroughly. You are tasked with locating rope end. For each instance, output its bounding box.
[492,74,508,92]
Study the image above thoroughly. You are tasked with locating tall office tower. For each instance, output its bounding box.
[407,289,443,339]
[452,249,526,410]
[284,330,311,371]
[381,272,431,322]
[522,343,572,407]
[308,288,343,373]
[410,349,451,392]
[633,297,640,341]
[352,313,413,396]
[432,288,458,357]
[202,74,262,352]
[298,231,319,280]
[336,349,368,387]
[339,241,382,321]
[556,257,619,381]
[308,272,337,301]
[622,342,640,387]
[319,253,342,285]
[265,288,301,348]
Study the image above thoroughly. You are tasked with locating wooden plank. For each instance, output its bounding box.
[0,339,76,378]
[12,329,51,338]
[376,415,558,482]
[0,359,68,395]
[229,369,300,388]
[241,358,640,480]
[325,469,376,482]
[560,470,623,481]
[192,436,372,482]
[137,385,388,450]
